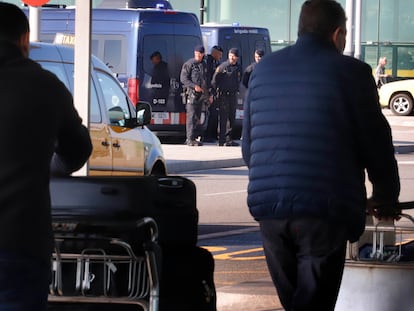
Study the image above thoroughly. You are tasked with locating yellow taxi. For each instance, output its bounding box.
[30,42,167,175]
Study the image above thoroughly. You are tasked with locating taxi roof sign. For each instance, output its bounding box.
[54,33,75,46]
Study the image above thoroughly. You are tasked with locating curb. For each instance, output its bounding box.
[167,158,246,174]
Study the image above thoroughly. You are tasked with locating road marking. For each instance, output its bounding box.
[203,246,227,252]
[204,190,246,196]
[198,226,260,240]
[213,247,265,261]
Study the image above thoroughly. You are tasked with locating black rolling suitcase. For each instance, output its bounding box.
[49,176,216,310]
[50,176,198,246]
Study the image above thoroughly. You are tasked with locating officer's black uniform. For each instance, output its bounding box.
[212,52,242,146]
[204,52,221,141]
[180,47,209,146]
[242,62,257,89]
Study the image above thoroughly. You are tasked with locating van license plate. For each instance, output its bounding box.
[152,112,169,120]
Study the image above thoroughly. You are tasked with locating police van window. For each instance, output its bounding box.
[96,71,131,126]
[255,41,267,53]
[143,35,201,76]
[143,36,169,75]
[175,35,202,65]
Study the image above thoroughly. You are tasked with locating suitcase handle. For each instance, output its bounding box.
[100,187,119,195]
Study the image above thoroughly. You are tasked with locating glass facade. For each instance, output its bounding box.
[171,0,414,76]
[7,0,414,76]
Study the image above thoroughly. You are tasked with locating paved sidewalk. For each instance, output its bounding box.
[163,141,245,174]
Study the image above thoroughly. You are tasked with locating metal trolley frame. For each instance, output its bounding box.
[48,217,160,311]
[336,202,414,311]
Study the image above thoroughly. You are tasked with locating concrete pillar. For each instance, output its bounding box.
[29,6,40,42]
[74,0,92,175]
[354,0,362,60]
[344,0,354,57]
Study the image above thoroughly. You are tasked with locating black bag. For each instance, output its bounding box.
[49,176,216,310]
[50,176,198,247]
[159,246,216,311]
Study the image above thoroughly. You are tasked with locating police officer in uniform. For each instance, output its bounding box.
[212,47,242,146]
[204,45,223,142]
[180,45,212,146]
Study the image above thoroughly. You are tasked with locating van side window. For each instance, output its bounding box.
[96,71,131,126]
[104,40,122,70]
[91,35,127,74]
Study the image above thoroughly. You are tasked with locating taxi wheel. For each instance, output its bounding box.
[390,93,413,116]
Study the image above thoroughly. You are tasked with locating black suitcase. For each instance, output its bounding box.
[50,175,198,247]
[49,176,216,310]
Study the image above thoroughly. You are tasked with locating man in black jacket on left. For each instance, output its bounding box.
[0,3,92,310]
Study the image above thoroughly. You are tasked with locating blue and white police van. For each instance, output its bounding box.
[28,6,203,138]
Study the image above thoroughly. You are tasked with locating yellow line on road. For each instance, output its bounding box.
[213,247,265,261]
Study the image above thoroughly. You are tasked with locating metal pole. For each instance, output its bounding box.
[200,0,205,24]
[73,0,91,176]
[29,6,41,42]
[344,0,354,57]
[354,0,362,59]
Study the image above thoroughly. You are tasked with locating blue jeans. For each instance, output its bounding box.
[0,251,50,311]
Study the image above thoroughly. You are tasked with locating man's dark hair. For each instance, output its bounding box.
[0,2,30,43]
[298,0,346,38]
[150,51,162,60]
[212,45,223,52]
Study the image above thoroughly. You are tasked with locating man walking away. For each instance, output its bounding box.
[242,1,400,310]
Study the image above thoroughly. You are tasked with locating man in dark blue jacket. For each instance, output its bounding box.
[0,3,92,310]
[242,1,400,310]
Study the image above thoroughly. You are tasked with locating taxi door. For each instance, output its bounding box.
[95,71,145,175]
[88,78,113,175]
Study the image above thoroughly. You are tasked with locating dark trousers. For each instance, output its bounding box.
[218,94,237,144]
[186,99,203,141]
[259,218,348,311]
[0,251,50,311]
[204,101,219,141]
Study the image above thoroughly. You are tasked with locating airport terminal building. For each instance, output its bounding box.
[170,0,414,77]
[7,0,414,77]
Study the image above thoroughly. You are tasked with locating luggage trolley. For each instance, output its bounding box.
[336,202,414,311]
[48,217,160,311]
